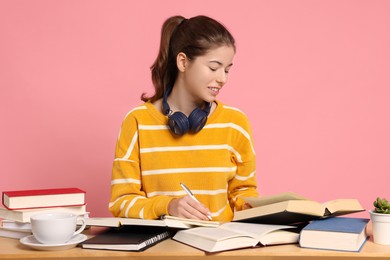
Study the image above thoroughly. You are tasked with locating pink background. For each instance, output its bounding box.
[1,1,389,218]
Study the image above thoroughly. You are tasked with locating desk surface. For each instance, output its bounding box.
[2,224,390,260]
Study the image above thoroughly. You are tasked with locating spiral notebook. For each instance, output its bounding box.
[81,225,171,251]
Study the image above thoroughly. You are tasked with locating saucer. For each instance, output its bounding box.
[20,234,88,251]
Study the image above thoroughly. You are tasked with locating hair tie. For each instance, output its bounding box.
[178,18,188,27]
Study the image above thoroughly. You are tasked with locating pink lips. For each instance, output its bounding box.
[208,87,220,96]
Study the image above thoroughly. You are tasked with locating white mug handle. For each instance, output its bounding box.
[73,217,87,236]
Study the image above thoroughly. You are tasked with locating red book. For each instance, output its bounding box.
[2,188,86,210]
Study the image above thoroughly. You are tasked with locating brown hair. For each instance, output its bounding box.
[141,15,236,102]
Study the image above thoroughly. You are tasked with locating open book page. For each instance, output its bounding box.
[284,200,328,216]
[219,222,296,240]
[172,226,259,252]
[322,199,364,215]
[233,199,327,223]
[243,192,309,207]
[85,217,166,227]
[259,229,300,245]
[219,222,300,245]
[162,216,221,228]
[85,216,220,229]
[177,226,246,241]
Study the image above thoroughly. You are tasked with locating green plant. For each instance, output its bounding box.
[374,197,390,214]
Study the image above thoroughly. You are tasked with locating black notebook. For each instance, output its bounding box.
[81,225,171,251]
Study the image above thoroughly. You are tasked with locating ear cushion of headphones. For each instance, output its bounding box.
[168,111,190,136]
[188,108,208,133]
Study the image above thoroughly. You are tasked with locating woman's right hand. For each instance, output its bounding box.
[168,196,212,220]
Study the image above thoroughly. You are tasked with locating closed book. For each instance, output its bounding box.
[299,217,369,252]
[0,205,87,223]
[1,220,32,230]
[233,192,364,225]
[0,226,31,239]
[173,222,299,253]
[2,188,86,210]
[82,225,171,251]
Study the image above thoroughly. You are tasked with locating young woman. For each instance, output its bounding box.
[109,15,258,221]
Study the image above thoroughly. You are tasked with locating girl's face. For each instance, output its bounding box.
[182,45,235,103]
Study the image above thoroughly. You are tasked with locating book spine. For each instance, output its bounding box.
[3,188,85,197]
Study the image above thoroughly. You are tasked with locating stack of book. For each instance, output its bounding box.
[1,187,87,239]
[231,192,369,252]
[0,220,32,239]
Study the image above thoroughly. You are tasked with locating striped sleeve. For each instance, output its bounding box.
[224,106,259,210]
[109,107,174,219]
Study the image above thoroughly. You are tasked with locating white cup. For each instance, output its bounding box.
[30,212,86,244]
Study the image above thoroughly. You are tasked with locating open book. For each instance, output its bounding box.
[232,192,364,225]
[172,222,299,253]
[85,215,220,229]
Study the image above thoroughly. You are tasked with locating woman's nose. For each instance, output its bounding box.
[216,71,227,85]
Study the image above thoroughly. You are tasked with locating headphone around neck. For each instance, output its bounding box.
[163,86,211,136]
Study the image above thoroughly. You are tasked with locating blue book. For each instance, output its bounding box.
[299,217,369,252]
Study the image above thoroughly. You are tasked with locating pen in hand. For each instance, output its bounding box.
[180,182,212,220]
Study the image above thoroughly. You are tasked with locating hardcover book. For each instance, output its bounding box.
[0,205,87,223]
[0,226,31,239]
[2,187,86,210]
[1,220,32,230]
[299,217,369,252]
[81,225,171,251]
[233,192,364,225]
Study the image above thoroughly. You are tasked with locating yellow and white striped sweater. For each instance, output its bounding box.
[109,100,258,221]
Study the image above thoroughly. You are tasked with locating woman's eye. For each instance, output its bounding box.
[209,67,230,73]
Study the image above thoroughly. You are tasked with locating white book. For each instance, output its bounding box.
[0,227,31,239]
[2,188,86,210]
[1,220,32,230]
[0,205,87,223]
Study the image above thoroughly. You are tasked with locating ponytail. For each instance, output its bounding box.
[141,16,186,102]
[141,15,235,103]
